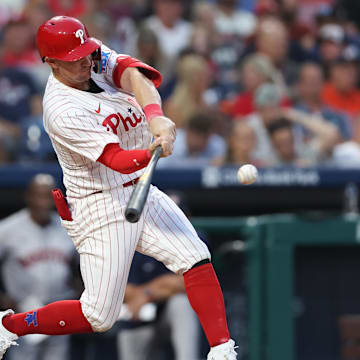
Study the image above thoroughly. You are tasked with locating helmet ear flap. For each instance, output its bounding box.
[92,48,102,74]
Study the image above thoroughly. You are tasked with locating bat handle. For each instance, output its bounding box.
[150,145,163,164]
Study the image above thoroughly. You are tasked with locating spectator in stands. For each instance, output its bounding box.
[280,107,340,165]
[118,252,199,360]
[214,121,263,167]
[206,0,257,97]
[47,0,87,18]
[255,0,318,63]
[0,174,75,360]
[254,16,298,85]
[21,1,52,38]
[243,83,285,165]
[143,0,193,84]
[245,83,339,166]
[191,2,219,57]
[317,24,346,65]
[164,53,212,128]
[322,48,360,125]
[135,26,164,73]
[0,51,42,163]
[220,54,288,118]
[0,0,24,28]
[213,0,256,40]
[21,1,53,88]
[295,62,351,142]
[0,19,40,69]
[159,111,226,167]
[0,16,50,90]
[267,118,317,166]
[331,141,360,168]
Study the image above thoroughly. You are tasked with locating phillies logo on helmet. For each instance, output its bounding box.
[75,29,85,44]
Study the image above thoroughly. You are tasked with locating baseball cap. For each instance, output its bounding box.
[340,45,360,62]
[332,142,360,167]
[331,45,360,66]
[254,83,281,107]
[318,24,345,44]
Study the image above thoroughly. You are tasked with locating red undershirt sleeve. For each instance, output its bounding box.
[97,143,151,174]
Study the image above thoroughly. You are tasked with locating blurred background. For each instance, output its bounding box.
[1,0,360,359]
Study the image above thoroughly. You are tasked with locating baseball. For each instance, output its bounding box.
[237,164,258,185]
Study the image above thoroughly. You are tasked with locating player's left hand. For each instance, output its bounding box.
[149,116,176,157]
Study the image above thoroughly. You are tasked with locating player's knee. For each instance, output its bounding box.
[81,299,118,333]
[176,249,211,275]
[85,314,116,333]
[188,246,211,269]
[92,322,114,333]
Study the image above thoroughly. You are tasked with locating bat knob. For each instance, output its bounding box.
[125,208,140,223]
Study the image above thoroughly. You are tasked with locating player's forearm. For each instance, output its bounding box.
[140,274,185,302]
[123,67,161,108]
[97,143,151,174]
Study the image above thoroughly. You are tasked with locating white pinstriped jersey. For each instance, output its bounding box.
[43,45,153,199]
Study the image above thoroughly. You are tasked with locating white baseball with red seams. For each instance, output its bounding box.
[43,44,210,332]
[237,164,258,185]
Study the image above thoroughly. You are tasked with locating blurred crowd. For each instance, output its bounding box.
[2,0,360,168]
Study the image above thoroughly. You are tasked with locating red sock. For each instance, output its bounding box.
[183,263,230,347]
[2,300,93,337]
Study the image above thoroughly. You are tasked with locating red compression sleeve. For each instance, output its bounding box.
[97,143,151,174]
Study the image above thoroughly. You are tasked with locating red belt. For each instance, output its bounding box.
[123,177,139,188]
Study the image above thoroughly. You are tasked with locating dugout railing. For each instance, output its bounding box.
[192,214,360,360]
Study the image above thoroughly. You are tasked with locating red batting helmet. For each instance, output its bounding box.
[36,16,101,62]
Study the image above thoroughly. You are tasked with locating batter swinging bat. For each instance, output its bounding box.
[125,146,163,223]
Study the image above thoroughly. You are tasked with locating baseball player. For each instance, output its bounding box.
[0,174,75,360]
[0,16,237,360]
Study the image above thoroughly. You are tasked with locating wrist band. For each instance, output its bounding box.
[144,104,163,123]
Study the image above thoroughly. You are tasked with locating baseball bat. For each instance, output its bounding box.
[125,146,163,223]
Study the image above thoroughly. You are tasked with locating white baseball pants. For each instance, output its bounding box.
[62,185,210,332]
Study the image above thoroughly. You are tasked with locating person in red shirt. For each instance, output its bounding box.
[221,53,290,118]
[322,48,360,119]
[0,19,40,68]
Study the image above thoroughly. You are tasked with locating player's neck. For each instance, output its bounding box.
[53,72,90,91]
